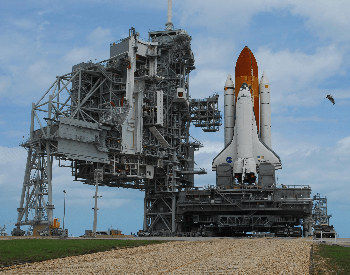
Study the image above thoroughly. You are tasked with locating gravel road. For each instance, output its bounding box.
[1,238,312,274]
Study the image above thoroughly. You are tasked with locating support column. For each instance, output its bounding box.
[63,190,66,230]
[35,159,40,222]
[307,220,313,237]
[303,216,313,237]
[93,169,103,235]
[143,196,147,231]
[16,103,36,228]
[172,193,176,233]
[46,95,54,225]
[93,180,98,234]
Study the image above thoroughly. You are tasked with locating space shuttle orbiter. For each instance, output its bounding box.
[212,46,281,184]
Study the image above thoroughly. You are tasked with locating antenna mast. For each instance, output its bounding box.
[165,0,173,30]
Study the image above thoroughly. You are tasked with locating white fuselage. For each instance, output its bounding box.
[233,85,256,179]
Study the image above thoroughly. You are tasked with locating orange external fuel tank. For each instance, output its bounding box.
[235,46,259,130]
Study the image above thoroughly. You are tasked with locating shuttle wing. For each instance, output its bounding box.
[212,98,281,171]
[253,136,282,169]
[252,115,281,169]
[212,135,237,170]
[212,128,282,171]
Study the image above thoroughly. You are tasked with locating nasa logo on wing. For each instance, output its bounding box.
[226,157,232,163]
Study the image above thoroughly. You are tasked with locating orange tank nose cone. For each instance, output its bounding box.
[235,46,258,79]
[235,46,259,131]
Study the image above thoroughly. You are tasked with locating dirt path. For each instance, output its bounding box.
[1,238,311,274]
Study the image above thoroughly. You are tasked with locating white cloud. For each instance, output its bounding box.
[0,146,27,166]
[188,31,347,113]
[88,27,112,45]
[257,44,343,84]
[64,47,94,64]
[178,0,350,42]
[273,132,321,158]
[274,115,338,124]
[189,41,348,111]
[56,185,129,208]
[273,133,350,209]
[11,18,36,30]
[49,159,141,211]
[38,10,49,16]
[178,0,283,31]
[332,88,350,100]
[0,146,27,208]
[66,0,165,9]
[38,20,50,31]
[27,60,54,89]
[192,139,224,186]
[98,198,130,208]
[255,45,344,109]
[195,140,224,155]
[0,174,5,186]
[289,0,350,42]
[0,15,110,104]
[0,76,12,96]
[192,36,235,68]
[0,32,34,63]
[190,68,228,99]
[333,135,350,157]
[0,28,67,102]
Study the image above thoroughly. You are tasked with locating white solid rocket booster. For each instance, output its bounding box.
[259,71,271,148]
[224,74,235,146]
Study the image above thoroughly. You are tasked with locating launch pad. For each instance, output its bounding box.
[13,2,317,237]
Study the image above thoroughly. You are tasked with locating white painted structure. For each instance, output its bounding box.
[213,83,281,183]
[224,74,235,147]
[259,71,272,148]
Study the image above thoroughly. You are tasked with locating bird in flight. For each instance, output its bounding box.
[326,95,335,105]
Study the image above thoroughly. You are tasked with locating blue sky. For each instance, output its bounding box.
[1,0,350,237]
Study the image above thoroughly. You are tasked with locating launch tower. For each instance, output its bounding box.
[13,14,221,235]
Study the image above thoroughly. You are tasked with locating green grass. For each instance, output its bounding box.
[0,239,165,268]
[312,244,350,275]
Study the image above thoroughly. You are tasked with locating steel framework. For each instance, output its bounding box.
[14,27,220,234]
[313,193,331,225]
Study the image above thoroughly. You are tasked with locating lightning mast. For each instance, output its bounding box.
[165,0,173,30]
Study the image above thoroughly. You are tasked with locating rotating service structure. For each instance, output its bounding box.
[13,17,313,237]
[13,26,220,235]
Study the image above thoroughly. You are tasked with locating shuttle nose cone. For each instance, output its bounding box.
[238,83,252,99]
[240,82,249,90]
